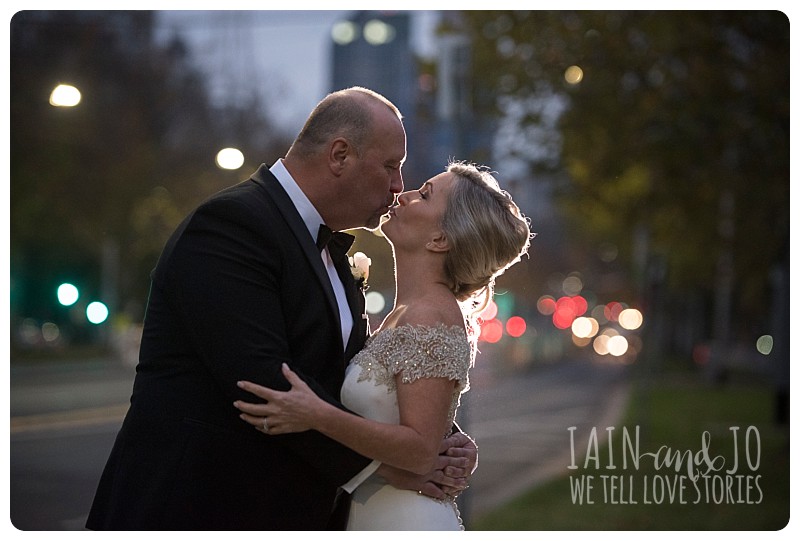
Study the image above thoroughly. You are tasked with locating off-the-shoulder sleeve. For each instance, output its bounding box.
[378,324,472,386]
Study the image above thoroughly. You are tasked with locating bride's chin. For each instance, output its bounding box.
[380,229,394,244]
[379,216,395,238]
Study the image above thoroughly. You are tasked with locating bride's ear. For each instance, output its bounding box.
[426,230,449,253]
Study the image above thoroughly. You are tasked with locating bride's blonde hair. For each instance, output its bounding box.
[440,161,532,313]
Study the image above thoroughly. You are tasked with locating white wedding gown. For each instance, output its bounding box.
[340,323,473,531]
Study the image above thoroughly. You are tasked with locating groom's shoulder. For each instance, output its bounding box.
[199,176,278,218]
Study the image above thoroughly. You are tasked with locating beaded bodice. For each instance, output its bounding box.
[343,323,473,429]
[340,323,472,530]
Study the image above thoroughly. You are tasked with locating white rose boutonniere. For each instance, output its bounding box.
[349,251,371,288]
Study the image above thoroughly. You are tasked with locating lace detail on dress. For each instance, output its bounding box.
[351,323,473,426]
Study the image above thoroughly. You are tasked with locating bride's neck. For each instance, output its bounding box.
[392,253,448,305]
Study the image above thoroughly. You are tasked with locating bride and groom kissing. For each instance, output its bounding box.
[86,86,531,530]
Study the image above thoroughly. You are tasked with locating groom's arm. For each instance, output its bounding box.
[165,196,372,486]
[375,430,478,498]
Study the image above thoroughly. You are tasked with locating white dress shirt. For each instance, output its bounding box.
[270,160,352,348]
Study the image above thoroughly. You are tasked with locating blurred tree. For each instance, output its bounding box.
[10,11,290,342]
[453,11,789,351]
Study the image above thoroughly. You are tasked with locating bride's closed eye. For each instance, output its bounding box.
[419,182,432,200]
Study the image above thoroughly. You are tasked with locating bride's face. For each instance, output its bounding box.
[381,172,456,250]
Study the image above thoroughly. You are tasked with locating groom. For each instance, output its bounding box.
[86,87,476,530]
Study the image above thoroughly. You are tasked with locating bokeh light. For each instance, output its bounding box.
[571,296,588,317]
[607,335,629,356]
[537,295,556,315]
[564,65,584,84]
[49,84,81,106]
[593,334,610,355]
[552,295,588,329]
[571,316,599,339]
[365,291,386,314]
[618,308,643,330]
[756,335,774,355]
[363,19,395,45]
[562,274,583,296]
[480,299,499,320]
[57,283,79,306]
[604,301,625,321]
[215,148,245,170]
[331,21,359,44]
[552,305,574,329]
[480,319,503,343]
[86,301,109,324]
[41,322,60,342]
[506,316,527,338]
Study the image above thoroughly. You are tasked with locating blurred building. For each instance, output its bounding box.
[327,11,586,362]
[328,10,495,188]
[331,11,415,120]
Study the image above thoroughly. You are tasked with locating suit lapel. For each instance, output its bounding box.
[250,165,369,360]
[249,165,341,338]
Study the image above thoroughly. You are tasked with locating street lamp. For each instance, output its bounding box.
[331,20,359,45]
[49,84,81,107]
[363,20,395,45]
[215,147,244,170]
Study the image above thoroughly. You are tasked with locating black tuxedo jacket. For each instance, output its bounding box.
[86,165,373,530]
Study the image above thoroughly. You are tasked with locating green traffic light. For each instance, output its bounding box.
[86,301,109,324]
[57,283,79,306]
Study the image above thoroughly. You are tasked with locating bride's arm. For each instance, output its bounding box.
[235,363,455,475]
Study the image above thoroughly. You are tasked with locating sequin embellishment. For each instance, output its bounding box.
[351,323,473,426]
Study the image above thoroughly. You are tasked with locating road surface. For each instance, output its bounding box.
[10,354,630,530]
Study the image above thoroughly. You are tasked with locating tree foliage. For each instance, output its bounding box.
[10,11,290,329]
[455,11,789,328]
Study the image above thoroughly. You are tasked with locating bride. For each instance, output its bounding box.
[235,161,531,530]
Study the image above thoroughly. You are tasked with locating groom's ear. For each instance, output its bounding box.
[426,230,449,253]
[328,138,351,176]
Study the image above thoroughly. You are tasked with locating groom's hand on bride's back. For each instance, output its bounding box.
[436,431,477,496]
[375,431,477,499]
[375,461,465,500]
[441,430,478,474]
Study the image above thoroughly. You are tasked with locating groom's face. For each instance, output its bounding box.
[347,108,406,230]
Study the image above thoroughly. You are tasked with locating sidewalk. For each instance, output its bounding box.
[459,359,631,520]
[474,381,630,517]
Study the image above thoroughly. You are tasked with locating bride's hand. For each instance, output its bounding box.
[234,363,323,434]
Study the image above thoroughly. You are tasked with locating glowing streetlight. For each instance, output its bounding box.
[50,84,81,107]
[216,147,245,170]
[363,20,395,45]
[332,21,359,45]
[564,65,584,85]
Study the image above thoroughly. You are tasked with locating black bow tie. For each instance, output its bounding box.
[316,224,355,261]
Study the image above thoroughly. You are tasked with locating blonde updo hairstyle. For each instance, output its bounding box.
[440,161,532,312]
